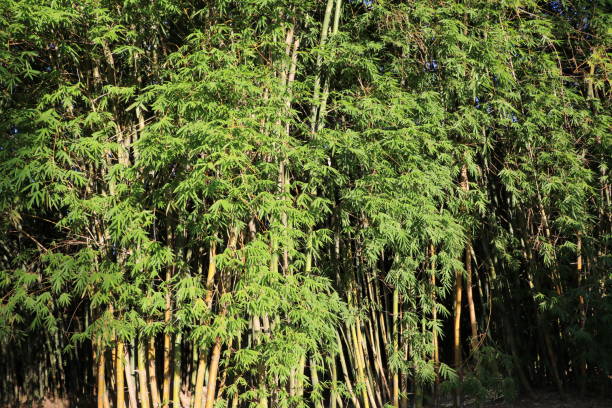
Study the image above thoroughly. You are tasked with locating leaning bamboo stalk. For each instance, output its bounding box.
[310,0,336,132]
[194,241,217,408]
[336,334,360,408]
[203,337,222,408]
[461,167,478,352]
[204,229,236,408]
[215,337,233,401]
[366,312,389,399]
[206,228,238,408]
[316,0,343,131]
[452,164,470,408]
[351,318,370,408]
[280,27,299,276]
[329,357,339,408]
[465,243,478,351]
[296,355,306,398]
[310,356,324,408]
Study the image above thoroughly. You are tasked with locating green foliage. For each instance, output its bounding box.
[0,0,609,406]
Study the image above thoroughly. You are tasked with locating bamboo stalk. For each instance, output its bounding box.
[316,0,343,131]
[203,337,221,408]
[163,228,174,407]
[400,307,409,408]
[194,242,217,408]
[137,337,151,408]
[310,356,324,408]
[577,234,587,395]
[148,338,162,408]
[126,341,138,408]
[465,243,478,351]
[309,0,336,132]
[461,165,478,353]
[116,339,126,408]
[190,344,198,395]
[453,266,463,408]
[329,358,338,408]
[97,340,106,408]
[336,334,360,408]
[351,318,370,408]
[431,245,440,408]
[192,352,208,408]
[297,355,306,398]
[392,287,399,408]
[173,333,182,408]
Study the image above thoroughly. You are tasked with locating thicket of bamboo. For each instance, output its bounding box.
[0,1,610,407]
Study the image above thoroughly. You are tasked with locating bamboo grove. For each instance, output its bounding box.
[0,0,610,407]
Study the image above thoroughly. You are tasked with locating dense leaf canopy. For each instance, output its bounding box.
[0,0,610,407]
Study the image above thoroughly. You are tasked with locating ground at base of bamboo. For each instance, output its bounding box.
[481,391,611,408]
